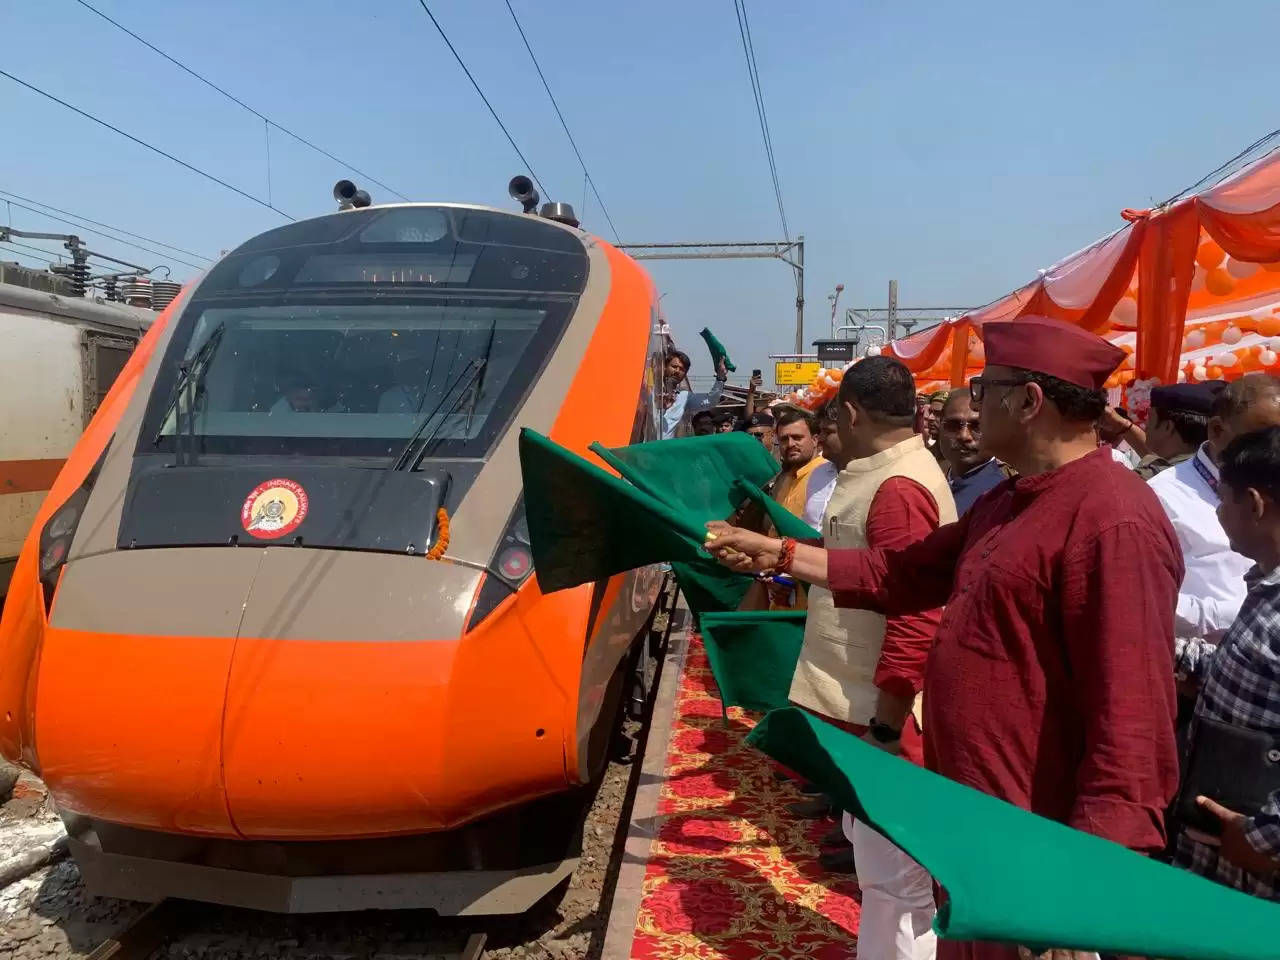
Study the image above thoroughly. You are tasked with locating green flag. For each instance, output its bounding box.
[587,433,780,614]
[589,432,778,520]
[520,428,708,592]
[747,707,1280,960]
[731,477,821,540]
[699,327,736,373]
[670,561,753,616]
[700,611,805,711]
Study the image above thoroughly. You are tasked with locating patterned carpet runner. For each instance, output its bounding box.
[631,637,861,959]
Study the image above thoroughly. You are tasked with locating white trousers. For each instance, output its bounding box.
[845,813,937,960]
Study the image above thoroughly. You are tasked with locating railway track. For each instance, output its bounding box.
[86,900,488,960]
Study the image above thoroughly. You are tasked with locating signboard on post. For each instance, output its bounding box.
[775,361,822,386]
[814,339,857,365]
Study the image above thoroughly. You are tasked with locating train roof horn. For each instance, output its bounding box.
[334,179,372,210]
[508,175,539,214]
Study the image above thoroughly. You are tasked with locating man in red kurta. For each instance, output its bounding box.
[707,317,1183,960]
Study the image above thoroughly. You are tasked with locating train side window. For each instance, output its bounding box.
[81,332,138,425]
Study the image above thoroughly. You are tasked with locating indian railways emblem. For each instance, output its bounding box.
[241,478,309,540]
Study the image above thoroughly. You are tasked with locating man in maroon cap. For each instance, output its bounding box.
[706,317,1183,960]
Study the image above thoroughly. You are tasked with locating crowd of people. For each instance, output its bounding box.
[664,317,1280,960]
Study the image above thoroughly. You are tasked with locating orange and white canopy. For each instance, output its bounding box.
[881,150,1280,396]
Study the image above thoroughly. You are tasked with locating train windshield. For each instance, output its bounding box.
[141,206,588,460]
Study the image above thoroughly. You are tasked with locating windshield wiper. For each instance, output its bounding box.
[464,320,499,435]
[389,357,487,471]
[152,322,226,466]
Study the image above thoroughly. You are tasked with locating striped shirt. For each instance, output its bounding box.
[1174,565,1280,899]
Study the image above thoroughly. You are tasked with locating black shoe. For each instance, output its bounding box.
[787,797,833,819]
[798,781,824,795]
[819,824,847,848]
[818,846,856,875]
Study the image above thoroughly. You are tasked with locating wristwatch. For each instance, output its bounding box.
[868,720,902,744]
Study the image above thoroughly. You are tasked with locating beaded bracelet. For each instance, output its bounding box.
[777,537,797,574]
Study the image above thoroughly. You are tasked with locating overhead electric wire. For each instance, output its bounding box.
[732,0,789,240]
[0,239,63,263]
[69,0,411,202]
[736,0,788,239]
[0,190,211,261]
[0,68,293,221]
[0,194,209,270]
[502,0,620,243]
[413,0,551,200]
[1161,127,1280,206]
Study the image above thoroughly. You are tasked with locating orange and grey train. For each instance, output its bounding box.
[0,178,672,914]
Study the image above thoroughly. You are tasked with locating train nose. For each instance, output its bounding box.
[218,549,570,838]
[36,547,570,839]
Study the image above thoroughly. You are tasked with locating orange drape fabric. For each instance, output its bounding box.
[1197,196,1280,264]
[1136,202,1198,383]
[885,152,1280,390]
[949,324,971,386]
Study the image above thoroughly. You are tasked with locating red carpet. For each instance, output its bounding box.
[631,637,861,959]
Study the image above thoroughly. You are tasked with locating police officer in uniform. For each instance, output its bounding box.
[1135,382,1225,480]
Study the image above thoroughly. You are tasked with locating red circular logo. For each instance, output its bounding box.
[241,479,309,540]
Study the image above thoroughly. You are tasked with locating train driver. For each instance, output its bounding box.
[269,369,345,414]
[378,348,432,414]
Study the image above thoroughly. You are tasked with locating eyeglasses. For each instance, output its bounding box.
[969,375,1031,404]
[941,417,980,433]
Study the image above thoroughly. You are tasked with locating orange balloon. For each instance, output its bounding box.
[1104,373,1122,389]
[1207,365,1224,380]
[1196,240,1226,270]
[1205,268,1236,296]
[1261,259,1280,273]
[1259,317,1280,337]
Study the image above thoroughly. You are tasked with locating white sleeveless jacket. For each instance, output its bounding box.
[788,434,957,725]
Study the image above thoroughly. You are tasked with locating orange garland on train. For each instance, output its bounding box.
[426,507,450,560]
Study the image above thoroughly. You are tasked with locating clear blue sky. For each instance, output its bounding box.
[3,0,1279,381]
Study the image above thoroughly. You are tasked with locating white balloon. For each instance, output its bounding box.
[1261,349,1279,367]
[1214,352,1239,368]
[1222,325,1244,344]
[1110,297,1138,326]
[1226,257,1260,279]
[1185,328,1206,349]
[1192,364,1208,381]
[1177,369,1188,382]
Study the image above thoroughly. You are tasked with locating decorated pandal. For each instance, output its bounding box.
[779,149,1280,413]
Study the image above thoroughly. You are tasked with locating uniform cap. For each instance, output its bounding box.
[1150,381,1225,416]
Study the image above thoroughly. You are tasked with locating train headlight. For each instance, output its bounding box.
[38,489,88,608]
[467,497,534,631]
[497,546,532,581]
[36,442,111,613]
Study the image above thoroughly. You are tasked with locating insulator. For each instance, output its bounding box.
[67,259,89,297]
[119,276,152,309]
[150,280,180,311]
